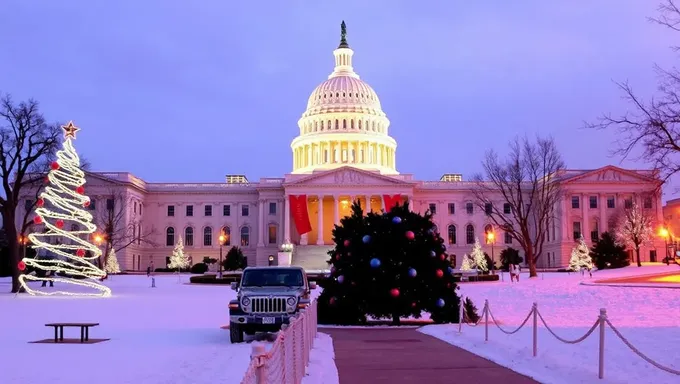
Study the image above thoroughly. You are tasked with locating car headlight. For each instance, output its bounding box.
[286,297,297,306]
[241,297,251,306]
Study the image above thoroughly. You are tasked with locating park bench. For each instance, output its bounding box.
[45,322,99,343]
[452,269,479,282]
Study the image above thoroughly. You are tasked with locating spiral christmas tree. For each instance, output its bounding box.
[18,121,111,297]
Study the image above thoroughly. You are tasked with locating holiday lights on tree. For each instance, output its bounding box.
[18,121,111,297]
[615,201,654,267]
[469,238,488,272]
[168,236,190,281]
[569,236,593,274]
[460,254,473,271]
[105,248,120,275]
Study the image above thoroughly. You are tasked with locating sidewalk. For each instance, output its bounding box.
[325,328,537,384]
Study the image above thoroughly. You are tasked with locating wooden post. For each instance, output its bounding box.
[458,297,464,334]
[484,299,489,342]
[532,302,538,357]
[598,308,607,379]
[251,343,267,384]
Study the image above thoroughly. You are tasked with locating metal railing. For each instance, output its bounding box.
[458,297,680,379]
[241,300,318,384]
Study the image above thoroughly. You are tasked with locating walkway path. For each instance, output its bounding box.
[325,328,537,384]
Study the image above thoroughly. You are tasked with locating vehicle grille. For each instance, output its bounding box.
[249,297,287,313]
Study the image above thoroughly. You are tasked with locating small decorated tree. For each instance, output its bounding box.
[318,202,463,325]
[591,232,630,269]
[469,238,488,272]
[223,246,246,271]
[105,248,120,276]
[569,236,593,275]
[460,254,473,271]
[615,202,653,267]
[168,236,190,281]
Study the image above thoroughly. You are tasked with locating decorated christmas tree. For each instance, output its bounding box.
[105,248,120,275]
[168,236,190,281]
[460,254,473,271]
[470,238,488,272]
[18,121,111,297]
[569,236,593,273]
[318,202,462,325]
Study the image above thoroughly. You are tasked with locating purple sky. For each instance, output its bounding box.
[0,1,676,194]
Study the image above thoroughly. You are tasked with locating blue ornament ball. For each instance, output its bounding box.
[441,244,447,251]
[427,228,434,235]
[362,235,371,244]
[337,275,345,284]
[370,258,381,268]
[408,268,417,278]
[430,250,436,257]
[436,298,446,308]
[447,266,453,274]
[392,216,402,224]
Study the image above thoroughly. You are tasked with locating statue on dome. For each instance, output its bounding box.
[339,20,349,48]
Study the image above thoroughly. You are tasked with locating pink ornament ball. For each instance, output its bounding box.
[50,161,60,171]
[55,220,64,229]
[405,231,415,240]
[390,288,400,298]
[343,239,350,247]
[76,186,85,195]
[76,249,85,257]
[33,216,43,225]
[18,260,26,271]
[435,269,444,278]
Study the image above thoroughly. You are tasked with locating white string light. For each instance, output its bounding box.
[18,121,111,297]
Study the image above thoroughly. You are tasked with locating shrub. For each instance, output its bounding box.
[189,275,239,284]
[190,263,209,274]
[223,247,246,271]
[463,297,480,323]
[499,247,522,271]
[591,232,629,269]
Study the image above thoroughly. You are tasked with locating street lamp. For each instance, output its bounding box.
[281,242,293,253]
[659,227,670,265]
[218,232,227,278]
[18,234,29,260]
[486,231,496,275]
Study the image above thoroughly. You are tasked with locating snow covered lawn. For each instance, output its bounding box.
[0,274,338,384]
[419,265,680,384]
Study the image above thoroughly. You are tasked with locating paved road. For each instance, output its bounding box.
[325,328,537,384]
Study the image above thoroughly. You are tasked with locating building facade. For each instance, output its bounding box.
[16,27,666,271]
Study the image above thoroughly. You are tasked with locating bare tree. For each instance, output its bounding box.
[95,188,157,267]
[0,95,60,293]
[471,136,565,278]
[586,1,680,189]
[614,201,654,267]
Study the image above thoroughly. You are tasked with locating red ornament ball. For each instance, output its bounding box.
[335,254,340,261]
[83,200,90,208]
[33,216,43,225]
[447,283,452,288]
[435,269,444,278]
[440,254,446,261]
[17,261,26,271]
[44,176,50,184]
[76,249,85,257]
[329,297,336,306]
[390,288,400,297]
[36,198,44,208]
[411,302,417,308]
[405,231,415,240]
[50,161,60,170]
[343,239,350,247]
[76,186,85,195]
[55,220,64,229]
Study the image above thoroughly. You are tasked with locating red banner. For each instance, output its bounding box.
[382,194,402,213]
[289,195,312,235]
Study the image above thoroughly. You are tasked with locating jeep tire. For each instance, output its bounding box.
[230,322,244,343]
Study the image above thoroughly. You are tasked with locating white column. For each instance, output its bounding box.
[317,195,325,245]
[258,199,265,246]
[599,193,606,235]
[333,195,340,226]
[284,196,291,243]
[561,196,569,241]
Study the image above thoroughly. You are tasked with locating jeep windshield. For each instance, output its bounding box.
[241,269,304,287]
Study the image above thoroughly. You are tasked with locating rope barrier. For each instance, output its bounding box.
[486,304,533,335]
[536,309,599,344]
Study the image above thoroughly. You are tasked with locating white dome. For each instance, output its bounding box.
[304,76,383,117]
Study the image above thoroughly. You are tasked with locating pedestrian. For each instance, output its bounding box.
[147,260,154,277]
[509,263,516,282]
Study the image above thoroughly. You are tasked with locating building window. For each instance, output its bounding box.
[203,227,212,246]
[447,225,456,245]
[139,203,142,216]
[24,199,34,212]
[643,197,652,209]
[484,203,492,215]
[429,203,437,214]
[205,205,212,216]
[466,202,474,215]
[504,231,512,244]
[590,229,599,243]
[466,224,475,244]
[503,203,511,214]
[222,226,231,246]
[624,198,633,209]
[167,205,175,217]
[223,205,231,216]
[106,198,115,211]
[448,203,455,215]
[650,250,657,262]
[186,205,193,217]
[268,224,277,244]
[185,227,194,246]
[573,222,581,240]
[589,196,597,209]
[87,199,96,210]
[134,201,137,214]
[607,196,615,209]
[242,204,249,217]
[571,196,579,209]
[240,227,250,246]
[269,202,277,215]
[166,227,175,246]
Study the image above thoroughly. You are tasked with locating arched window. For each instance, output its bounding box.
[166,227,175,246]
[185,227,194,246]
[320,121,324,130]
[343,119,347,129]
[358,120,362,129]
[203,226,212,246]
[314,121,318,131]
[466,224,475,245]
[328,120,332,130]
[448,225,457,245]
[241,227,250,247]
[335,120,339,130]
[222,226,231,246]
[432,224,439,233]
[350,119,354,129]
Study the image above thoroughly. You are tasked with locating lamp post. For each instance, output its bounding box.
[486,231,496,274]
[660,227,670,265]
[18,234,29,260]
[218,232,226,279]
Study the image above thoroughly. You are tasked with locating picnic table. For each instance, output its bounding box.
[45,322,99,343]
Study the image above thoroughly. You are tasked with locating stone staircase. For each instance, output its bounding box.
[292,245,333,271]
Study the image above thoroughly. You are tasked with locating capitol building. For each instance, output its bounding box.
[18,25,665,271]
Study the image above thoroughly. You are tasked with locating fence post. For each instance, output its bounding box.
[251,343,267,384]
[458,297,464,334]
[598,308,607,379]
[532,302,538,357]
[484,299,489,342]
[299,308,308,375]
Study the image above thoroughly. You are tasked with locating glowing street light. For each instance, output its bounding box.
[660,227,670,265]
[486,231,496,274]
[218,232,227,278]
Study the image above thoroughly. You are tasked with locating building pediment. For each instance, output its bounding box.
[561,166,659,185]
[284,166,411,187]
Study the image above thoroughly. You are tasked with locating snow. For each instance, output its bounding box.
[0,274,338,384]
[419,265,680,384]
[302,332,339,384]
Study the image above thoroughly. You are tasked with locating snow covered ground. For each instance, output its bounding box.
[0,274,338,384]
[420,264,680,384]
